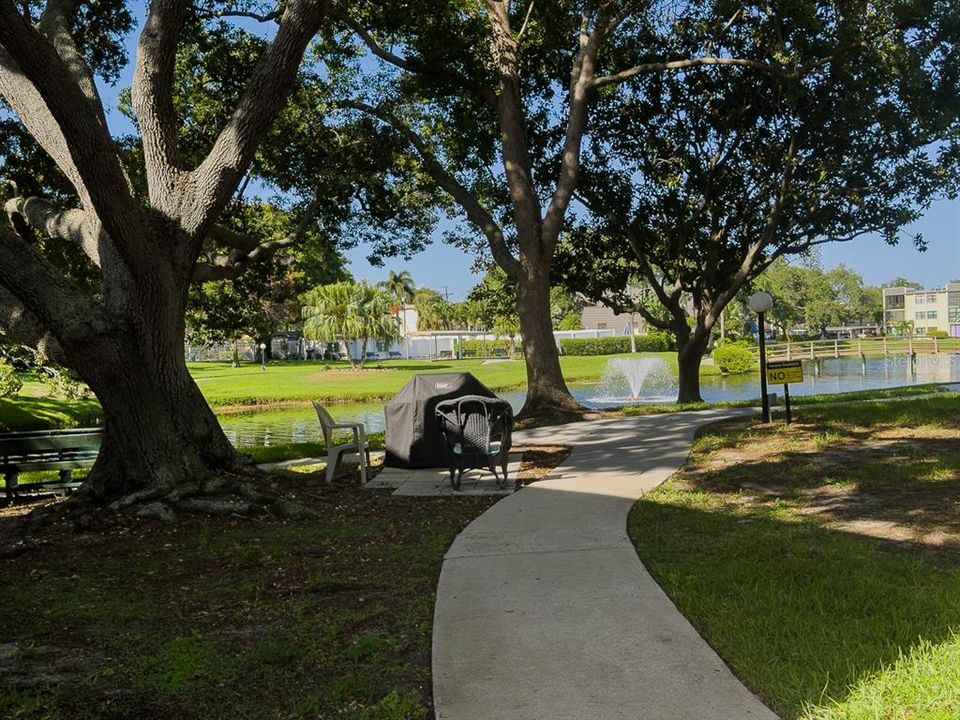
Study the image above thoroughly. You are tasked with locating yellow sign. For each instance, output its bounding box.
[766,359,803,384]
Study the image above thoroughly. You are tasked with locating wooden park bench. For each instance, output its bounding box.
[0,428,103,501]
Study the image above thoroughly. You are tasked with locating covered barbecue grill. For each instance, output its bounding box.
[384,373,497,468]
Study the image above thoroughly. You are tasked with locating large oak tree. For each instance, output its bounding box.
[331,0,782,419]
[559,0,960,401]
[0,0,337,499]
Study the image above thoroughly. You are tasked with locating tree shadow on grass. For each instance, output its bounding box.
[630,498,960,718]
[682,433,960,547]
[0,397,101,432]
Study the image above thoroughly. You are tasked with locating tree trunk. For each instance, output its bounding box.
[675,324,711,404]
[676,343,705,403]
[516,257,580,419]
[73,312,240,501]
[341,338,355,368]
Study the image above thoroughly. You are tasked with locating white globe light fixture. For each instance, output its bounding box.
[748,291,774,314]
[748,291,774,423]
[259,342,267,371]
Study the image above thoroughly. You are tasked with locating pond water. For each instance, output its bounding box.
[218,354,960,448]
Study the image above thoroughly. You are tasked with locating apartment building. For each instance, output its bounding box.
[882,283,960,336]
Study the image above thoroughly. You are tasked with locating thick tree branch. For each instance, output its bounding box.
[542,8,609,247]
[632,303,673,331]
[623,226,686,325]
[187,0,328,237]
[593,56,787,87]
[132,0,188,207]
[192,235,296,281]
[0,285,65,363]
[0,218,110,347]
[341,100,520,279]
[208,223,260,253]
[0,47,91,206]
[0,1,147,268]
[197,8,282,22]
[38,0,107,128]
[4,194,102,265]
[193,194,324,282]
[485,1,543,254]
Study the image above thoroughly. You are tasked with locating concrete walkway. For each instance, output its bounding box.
[432,410,778,720]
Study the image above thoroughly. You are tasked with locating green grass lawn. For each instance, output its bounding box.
[629,395,960,719]
[0,379,101,432]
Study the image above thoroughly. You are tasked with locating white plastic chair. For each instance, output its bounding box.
[312,401,370,484]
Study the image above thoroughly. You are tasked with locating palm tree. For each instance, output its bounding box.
[302,282,363,368]
[302,281,400,369]
[351,281,401,368]
[379,270,416,336]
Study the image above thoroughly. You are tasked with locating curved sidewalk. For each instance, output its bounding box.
[432,409,778,720]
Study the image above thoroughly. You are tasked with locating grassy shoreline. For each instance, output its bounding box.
[1,354,954,432]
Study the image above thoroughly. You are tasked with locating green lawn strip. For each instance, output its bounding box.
[0,395,101,432]
[241,432,385,465]
[0,484,496,719]
[628,398,960,719]
[787,383,953,407]
[614,386,956,418]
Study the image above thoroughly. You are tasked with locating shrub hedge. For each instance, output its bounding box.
[458,339,519,357]
[710,339,756,374]
[559,332,671,356]
[0,360,22,398]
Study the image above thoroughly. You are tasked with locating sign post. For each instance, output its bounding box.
[766,359,803,424]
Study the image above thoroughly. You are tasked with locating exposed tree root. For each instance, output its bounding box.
[5,468,326,538]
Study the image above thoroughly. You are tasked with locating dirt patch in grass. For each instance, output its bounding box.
[677,404,960,551]
[515,445,573,484]
[306,369,396,383]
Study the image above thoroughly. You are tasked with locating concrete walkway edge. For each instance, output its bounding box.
[431,409,779,720]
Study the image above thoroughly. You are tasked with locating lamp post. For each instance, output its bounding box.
[748,291,774,423]
[259,342,267,372]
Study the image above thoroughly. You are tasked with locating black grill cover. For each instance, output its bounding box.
[384,373,498,468]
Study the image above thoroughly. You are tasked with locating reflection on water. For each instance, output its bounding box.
[219,355,960,448]
[700,354,960,403]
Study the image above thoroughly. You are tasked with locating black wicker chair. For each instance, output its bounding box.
[435,395,514,490]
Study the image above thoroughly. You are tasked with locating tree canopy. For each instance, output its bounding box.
[557,0,960,400]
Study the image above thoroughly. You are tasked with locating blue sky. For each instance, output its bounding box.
[343,197,960,300]
[94,8,960,300]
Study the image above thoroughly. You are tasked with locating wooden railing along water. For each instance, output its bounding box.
[757,336,960,363]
